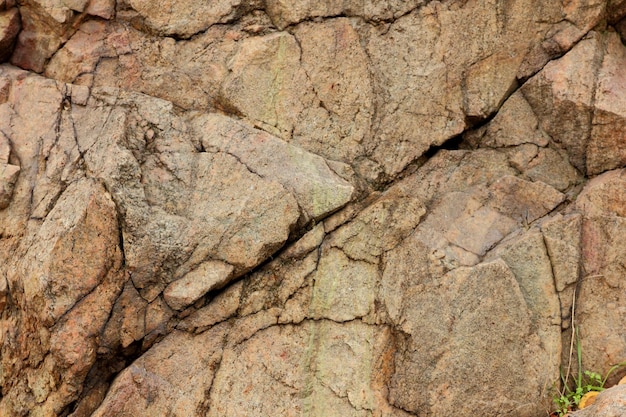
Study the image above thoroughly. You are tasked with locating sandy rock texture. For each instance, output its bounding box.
[0,1,625,416]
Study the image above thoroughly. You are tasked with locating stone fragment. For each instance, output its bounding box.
[281,222,325,259]
[523,32,626,176]
[487,175,565,223]
[291,18,374,163]
[465,91,550,148]
[177,280,242,333]
[193,113,355,222]
[571,384,626,417]
[363,6,465,177]
[518,147,582,192]
[265,0,422,29]
[522,35,600,174]
[101,280,148,350]
[388,260,552,416]
[0,7,20,62]
[92,325,229,417]
[237,248,319,318]
[144,296,174,341]
[542,213,583,292]
[164,261,234,311]
[41,270,125,415]
[85,0,115,19]
[575,169,626,384]
[487,230,561,365]
[0,160,19,209]
[462,51,520,120]
[70,83,90,105]
[588,32,626,175]
[10,5,65,72]
[326,186,425,263]
[576,169,626,217]
[435,193,518,257]
[208,321,404,416]
[71,88,301,299]
[542,213,583,327]
[44,20,117,84]
[218,32,310,139]
[18,179,121,324]
[126,0,242,37]
[308,248,377,322]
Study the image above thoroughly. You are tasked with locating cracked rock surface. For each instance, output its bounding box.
[1,1,626,416]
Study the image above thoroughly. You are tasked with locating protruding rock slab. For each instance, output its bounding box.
[388,260,550,416]
[576,169,626,384]
[92,326,229,417]
[192,113,355,222]
[164,261,234,311]
[571,384,626,417]
[523,32,626,176]
[0,7,20,62]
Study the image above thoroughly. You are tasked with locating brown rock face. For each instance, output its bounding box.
[1,1,626,417]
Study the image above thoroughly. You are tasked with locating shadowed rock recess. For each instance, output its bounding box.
[0,1,625,416]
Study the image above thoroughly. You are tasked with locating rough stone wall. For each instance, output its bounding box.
[0,1,625,416]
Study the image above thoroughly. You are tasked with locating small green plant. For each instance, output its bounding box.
[552,327,626,415]
[552,290,626,416]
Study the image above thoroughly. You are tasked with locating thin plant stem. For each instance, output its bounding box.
[563,290,577,395]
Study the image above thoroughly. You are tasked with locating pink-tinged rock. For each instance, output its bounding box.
[85,0,115,19]
[487,230,561,364]
[19,179,121,324]
[92,325,229,417]
[125,0,241,37]
[44,20,116,84]
[218,32,309,140]
[100,280,148,350]
[462,51,520,120]
[0,7,20,62]
[63,0,89,13]
[571,384,626,416]
[69,87,301,300]
[588,33,626,175]
[265,0,421,29]
[10,6,65,72]
[541,213,583,325]
[194,113,354,222]
[488,175,565,223]
[70,83,90,105]
[308,247,378,322]
[465,91,550,148]
[0,160,19,209]
[522,35,600,174]
[39,267,125,416]
[388,260,552,416]
[576,169,626,217]
[575,169,626,385]
[291,18,374,164]
[163,260,234,311]
[523,31,626,176]
[208,321,402,416]
[177,280,242,333]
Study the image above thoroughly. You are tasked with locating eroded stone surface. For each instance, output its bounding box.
[2,0,626,416]
[576,170,626,385]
